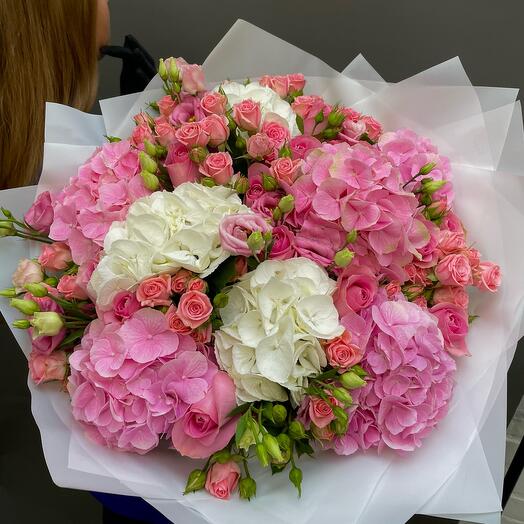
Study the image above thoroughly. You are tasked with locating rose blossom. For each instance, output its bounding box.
[309,397,336,428]
[385,281,402,299]
[361,115,382,141]
[131,123,155,149]
[177,291,213,329]
[24,191,54,233]
[12,259,44,292]
[199,152,234,185]
[199,114,230,147]
[136,274,172,307]
[324,330,363,371]
[292,95,325,119]
[171,371,238,458]
[259,75,289,97]
[287,73,306,93]
[219,213,272,256]
[171,269,193,294]
[176,58,206,95]
[187,278,207,293]
[29,350,68,385]
[289,135,321,160]
[232,99,261,132]
[435,253,472,287]
[154,117,177,147]
[113,291,141,321]
[261,119,290,149]
[270,157,301,185]
[334,266,378,316]
[269,225,295,260]
[191,324,212,344]
[438,230,466,255]
[57,275,89,300]
[157,95,177,118]
[165,142,199,187]
[174,122,209,148]
[430,302,469,356]
[38,242,72,271]
[247,133,274,159]
[432,286,469,309]
[205,461,241,500]
[474,261,501,292]
[165,305,192,335]
[200,91,227,115]
[234,256,248,279]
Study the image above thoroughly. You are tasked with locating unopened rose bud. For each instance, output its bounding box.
[289,466,303,497]
[419,162,437,176]
[247,231,265,254]
[158,59,168,81]
[156,145,168,157]
[340,371,366,389]
[139,151,157,173]
[279,145,292,158]
[256,443,270,467]
[273,405,287,425]
[346,229,358,244]
[331,387,353,406]
[144,140,158,158]
[263,433,284,462]
[421,179,447,194]
[272,207,283,222]
[235,135,246,150]
[239,477,257,500]
[1,208,13,218]
[238,426,256,450]
[322,128,341,140]
[425,200,448,221]
[334,248,354,268]
[278,195,295,214]
[184,469,207,494]
[402,283,425,301]
[201,177,216,188]
[30,311,64,337]
[276,433,291,451]
[10,298,40,315]
[226,113,237,131]
[332,417,349,435]
[168,59,180,83]
[328,109,345,127]
[12,319,31,329]
[24,283,48,297]
[213,292,229,309]
[44,277,58,287]
[288,420,306,440]
[262,174,278,191]
[0,287,17,297]
[188,146,208,163]
[140,171,160,191]
[0,221,15,237]
[234,177,249,194]
[314,111,325,124]
[212,449,231,464]
[332,405,349,426]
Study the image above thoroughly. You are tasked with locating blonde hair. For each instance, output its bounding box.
[0,0,99,189]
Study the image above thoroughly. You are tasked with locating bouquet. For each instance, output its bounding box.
[0,52,502,505]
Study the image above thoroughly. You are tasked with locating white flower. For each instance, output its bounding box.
[88,183,250,308]
[214,258,343,404]
[218,81,299,135]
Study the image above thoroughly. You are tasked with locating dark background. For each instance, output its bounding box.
[1,1,523,523]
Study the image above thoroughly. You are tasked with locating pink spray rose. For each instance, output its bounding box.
[205,461,241,500]
[29,350,68,385]
[259,75,289,97]
[171,269,193,294]
[430,302,469,356]
[187,278,207,293]
[157,95,177,118]
[24,191,54,233]
[438,230,466,255]
[200,91,227,115]
[38,242,72,271]
[165,142,199,187]
[112,291,141,321]
[334,266,378,316]
[219,213,272,256]
[309,397,336,429]
[247,133,274,159]
[200,114,230,147]
[474,261,501,292]
[287,73,306,93]
[269,225,295,260]
[289,135,322,160]
[232,99,261,132]
[432,286,469,309]
[171,371,238,458]
[270,157,301,185]
[324,331,363,371]
[165,305,193,335]
[199,152,234,185]
[177,291,213,329]
[435,254,472,287]
[360,115,382,141]
[175,122,210,148]
[261,119,290,149]
[12,258,44,292]
[176,58,206,95]
[57,275,89,300]
[154,117,177,147]
[136,274,172,307]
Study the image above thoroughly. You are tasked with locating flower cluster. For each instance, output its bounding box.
[1,56,501,502]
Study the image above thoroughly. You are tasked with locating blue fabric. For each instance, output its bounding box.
[92,492,172,524]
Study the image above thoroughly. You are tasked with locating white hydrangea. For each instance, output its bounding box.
[214,258,344,404]
[218,81,299,135]
[89,183,250,308]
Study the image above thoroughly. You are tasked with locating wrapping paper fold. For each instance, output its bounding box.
[1,20,523,524]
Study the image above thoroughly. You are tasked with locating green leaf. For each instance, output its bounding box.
[104,135,121,143]
[271,463,287,475]
[58,329,85,349]
[296,115,304,134]
[295,439,314,457]
[351,364,368,378]
[207,257,238,296]
[227,402,251,419]
[235,410,251,449]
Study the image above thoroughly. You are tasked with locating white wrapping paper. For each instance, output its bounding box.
[1,20,523,524]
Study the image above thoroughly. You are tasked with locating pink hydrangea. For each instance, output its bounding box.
[335,297,456,455]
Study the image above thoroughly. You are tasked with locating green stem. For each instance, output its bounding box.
[14,231,54,244]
